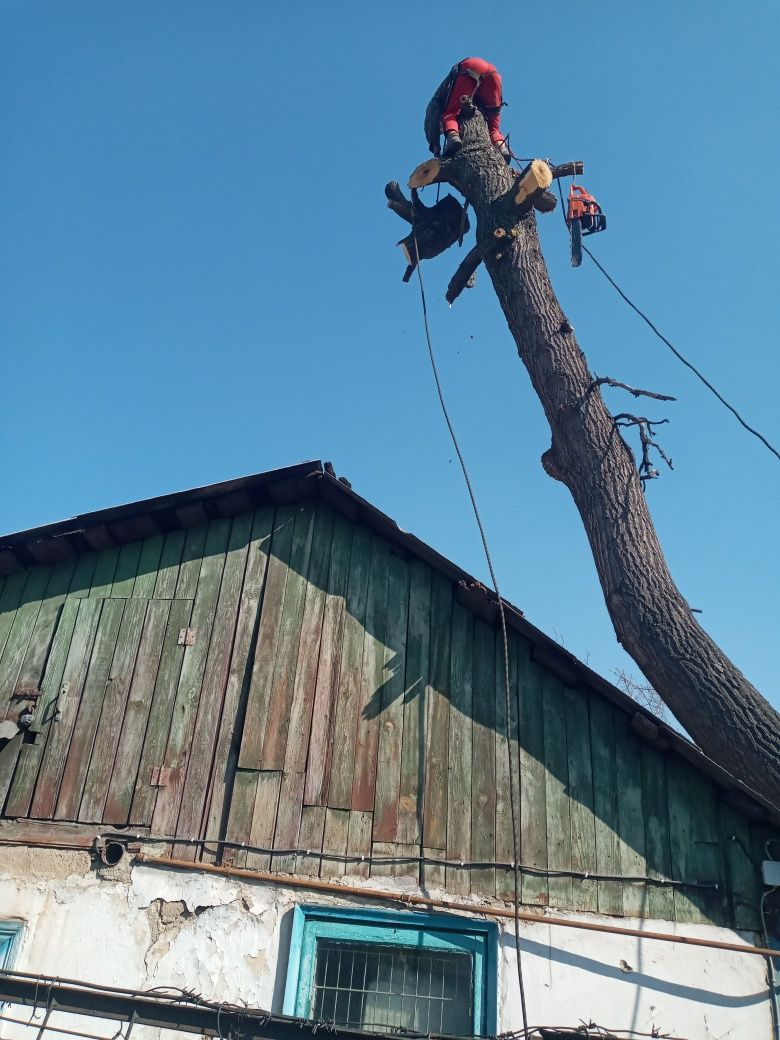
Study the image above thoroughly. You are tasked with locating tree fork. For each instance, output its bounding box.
[389,109,780,809]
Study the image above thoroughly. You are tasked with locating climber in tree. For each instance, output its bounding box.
[425,57,510,161]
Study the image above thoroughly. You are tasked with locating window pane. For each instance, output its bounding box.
[311,939,473,1035]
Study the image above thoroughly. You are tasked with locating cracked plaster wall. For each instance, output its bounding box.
[0,851,773,1040]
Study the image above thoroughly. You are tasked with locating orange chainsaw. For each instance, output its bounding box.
[566,184,606,267]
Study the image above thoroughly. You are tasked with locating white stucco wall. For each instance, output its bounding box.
[0,848,773,1040]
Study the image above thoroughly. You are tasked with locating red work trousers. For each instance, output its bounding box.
[441,57,503,144]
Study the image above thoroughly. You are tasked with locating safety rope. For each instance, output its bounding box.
[410,204,530,1035]
[555,179,780,464]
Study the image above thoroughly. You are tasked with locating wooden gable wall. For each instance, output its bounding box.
[0,502,771,929]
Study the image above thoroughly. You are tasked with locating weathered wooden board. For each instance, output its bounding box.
[372,553,410,841]
[151,519,231,836]
[202,508,274,861]
[284,508,334,775]
[0,567,54,721]
[29,598,103,819]
[244,770,282,871]
[173,514,253,857]
[565,687,597,912]
[471,620,496,898]
[56,598,126,819]
[320,807,350,879]
[613,712,647,918]
[110,542,143,599]
[327,527,372,808]
[641,745,675,921]
[103,599,172,822]
[518,643,548,907]
[153,531,187,599]
[495,630,520,902]
[296,804,326,876]
[271,771,306,873]
[445,602,472,896]
[261,507,317,771]
[5,598,83,818]
[351,540,391,812]
[238,507,298,770]
[78,598,147,821]
[720,803,761,930]
[422,572,451,851]
[174,525,209,600]
[89,548,121,599]
[543,672,572,909]
[345,809,373,878]
[67,554,98,600]
[302,514,352,806]
[396,560,431,846]
[129,598,194,825]
[589,695,622,916]
[132,535,164,599]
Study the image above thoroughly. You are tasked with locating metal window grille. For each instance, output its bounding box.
[311,939,473,1036]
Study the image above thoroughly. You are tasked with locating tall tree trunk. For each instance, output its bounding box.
[397,109,780,810]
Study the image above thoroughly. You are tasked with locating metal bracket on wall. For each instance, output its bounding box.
[150,767,171,788]
[177,628,196,646]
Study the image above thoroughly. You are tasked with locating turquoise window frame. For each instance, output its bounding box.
[283,906,498,1036]
[0,922,22,968]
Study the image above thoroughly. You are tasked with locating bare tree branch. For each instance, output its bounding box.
[589,376,676,402]
[614,414,674,483]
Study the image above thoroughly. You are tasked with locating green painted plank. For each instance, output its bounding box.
[373,553,410,841]
[395,560,431,846]
[518,644,548,906]
[641,745,675,921]
[110,542,143,598]
[0,567,53,720]
[320,807,350,879]
[132,534,165,599]
[66,553,98,599]
[543,673,572,909]
[173,514,253,859]
[372,840,418,880]
[271,771,306,873]
[174,525,209,600]
[0,572,33,663]
[29,598,103,818]
[129,598,194,825]
[153,530,187,599]
[5,599,83,818]
[296,804,326,876]
[422,845,446,890]
[495,630,520,902]
[56,599,126,819]
[667,764,727,926]
[445,602,473,896]
[3,561,76,722]
[667,756,706,924]
[284,507,335,775]
[720,804,761,931]
[202,508,274,860]
[302,514,352,806]
[326,526,372,808]
[345,809,373,878]
[589,695,622,916]
[89,547,121,599]
[614,712,648,918]
[422,571,452,851]
[102,599,172,823]
[471,620,496,898]
[261,506,317,771]
[150,519,231,836]
[223,769,260,867]
[244,770,282,871]
[78,599,147,822]
[565,687,598,912]
[351,538,391,811]
[237,506,298,770]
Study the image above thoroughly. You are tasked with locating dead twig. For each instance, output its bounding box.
[614,414,673,484]
[589,376,676,402]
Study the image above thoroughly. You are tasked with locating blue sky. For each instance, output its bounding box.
[2,1,778,717]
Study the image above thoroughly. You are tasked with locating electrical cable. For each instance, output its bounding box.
[409,203,530,1035]
[555,180,780,464]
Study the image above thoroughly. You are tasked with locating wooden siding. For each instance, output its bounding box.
[0,504,772,929]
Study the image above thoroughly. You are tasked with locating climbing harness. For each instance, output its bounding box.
[565,182,607,267]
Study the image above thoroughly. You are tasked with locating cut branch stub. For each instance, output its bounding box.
[408,158,443,189]
[514,159,553,205]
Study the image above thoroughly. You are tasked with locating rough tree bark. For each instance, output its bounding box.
[388,108,780,810]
